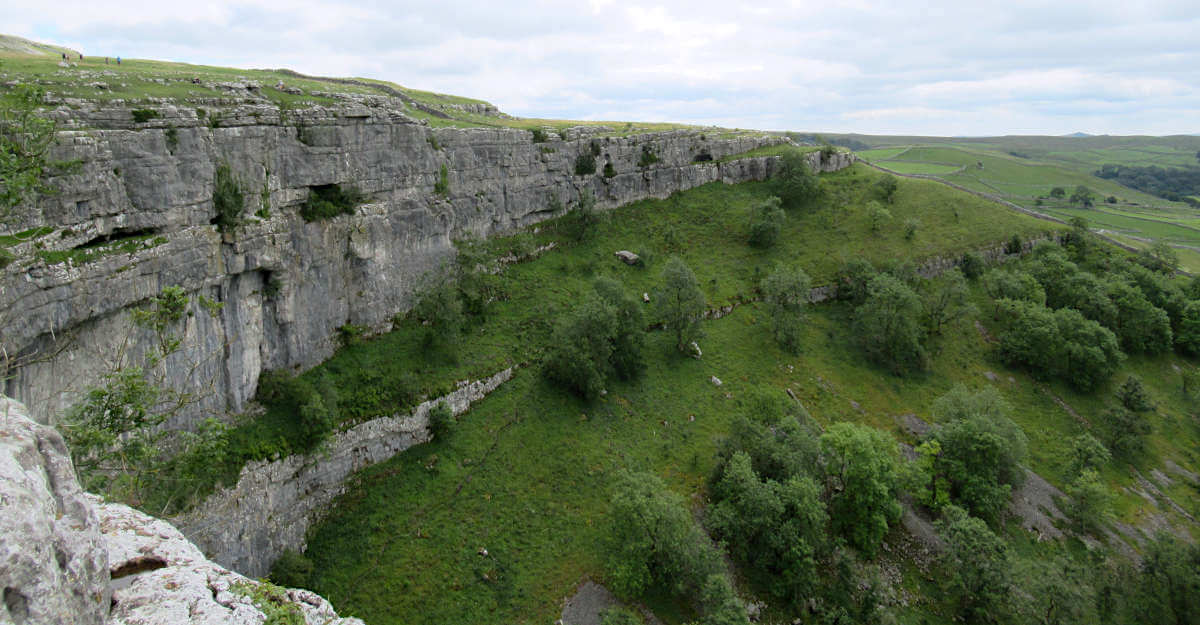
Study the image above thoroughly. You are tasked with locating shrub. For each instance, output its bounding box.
[1050,186,1066,198]
[593,277,646,381]
[1117,375,1154,413]
[1064,469,1112,533]
[854,273,927,374]
[574,152,597,175]
[1005,233,1023,254]
[875,175,899,203]
[867,201,891,233]
[164,126,178,152]
[530,128,549,143]
[269,550,314,589]
[543,296,617,399]
[434,163,450,196]
[560,188,599,242]
[1099,405,1151,459]
[818,422,902,557]
[337,323,368,347]
[926,385,1028,524]
[427,402,453,439]
[0,247,14,269]
[655,256,706,353]
[903,217,919,240]
[747,196,785,249]
[772,149,821,210]
[603,161,616,178]
[299,184,367,222]
[835,258,877,305]
[960,250,985,280]
[131,108,159,123]
[937,506,1013,624]
[413,279,464,354]
[638,144,660,168]
[212,163,245,233]
[761,263,811,353]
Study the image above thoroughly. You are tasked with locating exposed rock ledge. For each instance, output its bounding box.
[176,367,517,578]
[0,396,361,625]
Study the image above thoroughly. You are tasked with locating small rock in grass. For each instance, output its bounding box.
[710,376,722,386]
[615,250,639,265]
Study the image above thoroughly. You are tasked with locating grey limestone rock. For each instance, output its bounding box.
[0,396,108,625]
[0,100,839,428]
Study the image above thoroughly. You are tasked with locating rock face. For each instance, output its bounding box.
[0,395,361,625]
[175,367,515,578]
[0,100,854,426]
[101,500,363,625]
[0,396,108,625]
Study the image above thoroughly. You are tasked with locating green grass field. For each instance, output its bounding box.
[846,138,1200,272]
[293,165,1198,625]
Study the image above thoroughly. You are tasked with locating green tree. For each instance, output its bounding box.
[562,188,600,242]
[1138,241,1180,275]
[1049,186,1066,199]
[835,258,877,305]
[707,452,827,604]
[1133,533,1200,625]
[1106,280,1172,354]
[593,277,647,381]
[996,300,1123,391]
[937,506,1012,624]
[921,268,975,335]
[1098,405,1151,459]
[0,85,59,221]
[1175,299,1200,355]
[412,277,464,355]
[747,195,785,248]
[772,149,821,210]
[1063,468,1112,533]
[960,250,986,280]
[1067,433,1111,477]
[867,200,891,233]
[983,269,1046,314]
[543,296,617,399]
[604,472,745,624]
[928,385,1028,524]
[761,264,811,353]
[874,175,899,203]
[1070,185,1095,207]
[818,422,901,557]
[655,256,706,353]
[854,273,927,374]
[1116,374,1154,412]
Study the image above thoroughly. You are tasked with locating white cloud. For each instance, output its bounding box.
[3,0,1198,135]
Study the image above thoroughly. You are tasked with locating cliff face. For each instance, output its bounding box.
[0,99,837,426]
[0,395,362,625]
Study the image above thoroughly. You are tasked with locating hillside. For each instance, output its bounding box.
[1,37,1198,625]
[836,135,1200,273]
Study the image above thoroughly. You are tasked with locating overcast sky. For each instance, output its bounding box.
[5,1,1199,136]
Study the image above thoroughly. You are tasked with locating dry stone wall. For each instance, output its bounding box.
[0,99,854,425]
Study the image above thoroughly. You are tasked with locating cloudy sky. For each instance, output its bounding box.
[5,1,1199,135]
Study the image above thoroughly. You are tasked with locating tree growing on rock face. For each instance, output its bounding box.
[655,256,706,353]
[761,264,811,353]
[0,84,59,221]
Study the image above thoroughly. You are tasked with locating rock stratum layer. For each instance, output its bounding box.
[0,98,850,425]
[0,396,362,625]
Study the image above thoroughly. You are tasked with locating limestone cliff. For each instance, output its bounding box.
[0,96,850,426]
[0,395,362,625]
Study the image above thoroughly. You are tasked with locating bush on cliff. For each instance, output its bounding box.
[299,183,367,222]
[772,149,821,210]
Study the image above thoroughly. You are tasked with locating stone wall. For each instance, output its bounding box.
[175,367,515,578]
[0,99,851,426]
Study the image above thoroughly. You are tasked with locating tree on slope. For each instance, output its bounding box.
[655,256,706,353]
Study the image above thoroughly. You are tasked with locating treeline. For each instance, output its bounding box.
[1094,163,1200,206]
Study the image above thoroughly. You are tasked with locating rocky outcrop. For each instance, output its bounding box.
[175,367,515,578]
[101,500,362,625]
[0,395,361,624]
[0,98,853,426]
[0,396,108,625]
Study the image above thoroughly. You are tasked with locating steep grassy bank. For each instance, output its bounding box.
[286,166,1195,623]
